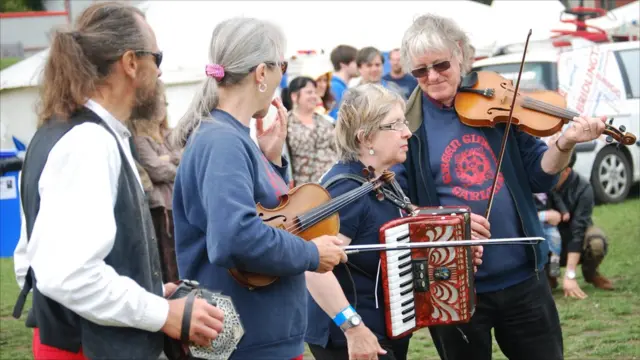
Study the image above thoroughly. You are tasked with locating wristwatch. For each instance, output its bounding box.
[340,313,362,332]
[333,305,362,332]
[565,269,576,280]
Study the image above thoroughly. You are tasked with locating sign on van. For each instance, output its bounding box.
[557,46,625,117]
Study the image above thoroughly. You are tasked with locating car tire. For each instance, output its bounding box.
[590,146,632,204]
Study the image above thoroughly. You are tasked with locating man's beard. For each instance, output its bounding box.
[130,81,160,121]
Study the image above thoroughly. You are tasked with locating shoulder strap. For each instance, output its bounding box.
[323,172,414,213]
[322,172,368,189]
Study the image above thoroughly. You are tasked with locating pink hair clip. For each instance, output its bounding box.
[205,64,225,81]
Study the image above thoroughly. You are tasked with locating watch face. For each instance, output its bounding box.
[566,270,576,279]
[351,316,361,326]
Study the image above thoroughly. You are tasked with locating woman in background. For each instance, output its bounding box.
[282,76,338,186]
[131,84,182,283]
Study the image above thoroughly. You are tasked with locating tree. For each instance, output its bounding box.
[0,0,44,12]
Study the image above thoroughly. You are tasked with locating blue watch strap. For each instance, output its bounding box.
[333,305,356,327]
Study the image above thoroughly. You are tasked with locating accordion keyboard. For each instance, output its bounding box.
[383,223,417,337]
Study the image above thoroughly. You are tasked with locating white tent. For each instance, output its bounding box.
[1,0,566,149]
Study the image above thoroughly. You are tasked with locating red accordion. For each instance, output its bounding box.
[378,206,476,339]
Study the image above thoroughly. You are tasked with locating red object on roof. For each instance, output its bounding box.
[551,6,610,46]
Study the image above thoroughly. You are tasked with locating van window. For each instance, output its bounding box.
[615,49,639,99]
[472,62,557,91]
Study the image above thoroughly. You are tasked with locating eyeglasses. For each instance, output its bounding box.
[135,50,163,68]
[410,60,451,78]
[248,61,288,76]
[265,61,288,75]
[379,119,409,131]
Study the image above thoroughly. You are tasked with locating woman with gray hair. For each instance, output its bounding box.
[305,83,483,360]
[399,13,608,360]
[171,17,347,359]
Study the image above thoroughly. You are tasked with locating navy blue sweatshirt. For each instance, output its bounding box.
[173,109,320,359]
[422,95,533,292]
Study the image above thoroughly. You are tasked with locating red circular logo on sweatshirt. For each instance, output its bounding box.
[440,134,504,201]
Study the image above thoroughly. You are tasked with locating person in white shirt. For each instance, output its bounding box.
[12,2,223,359]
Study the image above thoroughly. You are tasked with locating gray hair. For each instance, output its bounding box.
[335,84,405,162]
[172,17,286,148]
[400,13,475,75]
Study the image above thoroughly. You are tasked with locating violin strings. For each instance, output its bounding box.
[292,184,372,231]
[521,96,579,119]
[283,184,371,235]
[279,183,375,235]
[517,96,621,140]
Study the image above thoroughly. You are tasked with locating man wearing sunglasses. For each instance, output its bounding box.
[13,3,223,359]
[396,13,609,360]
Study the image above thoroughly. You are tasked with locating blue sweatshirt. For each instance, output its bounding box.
[172,109,320,359]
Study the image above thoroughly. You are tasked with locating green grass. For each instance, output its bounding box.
[1,198,639,359]
[0,58,21,71]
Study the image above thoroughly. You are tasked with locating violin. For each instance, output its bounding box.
[228,167,395,289]
[453,29,636,220]
[454,71,637,146]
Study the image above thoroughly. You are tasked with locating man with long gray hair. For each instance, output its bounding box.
[12,2,223,359]
[398,13,609,360]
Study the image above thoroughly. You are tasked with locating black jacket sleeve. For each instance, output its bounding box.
[549,190,569,215]
[566,186,595,253]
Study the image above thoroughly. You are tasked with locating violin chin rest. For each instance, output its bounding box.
[460,72,478,89]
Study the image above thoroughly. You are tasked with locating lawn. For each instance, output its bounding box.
[0,58,21,71]
[1,198,639,359]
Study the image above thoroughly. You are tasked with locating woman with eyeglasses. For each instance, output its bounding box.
[305,84,484,360]
[398,13,608,360]
[171,17,347,359]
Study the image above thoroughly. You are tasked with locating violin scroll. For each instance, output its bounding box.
[604,118,637,146]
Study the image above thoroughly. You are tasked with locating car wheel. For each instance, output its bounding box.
[590,146,632,204]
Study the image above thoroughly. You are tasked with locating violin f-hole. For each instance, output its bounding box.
[260,214,288,223]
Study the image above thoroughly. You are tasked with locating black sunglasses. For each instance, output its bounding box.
[135,50,163,68]
[411,60,451,78]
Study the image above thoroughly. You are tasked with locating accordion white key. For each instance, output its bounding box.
[378,206,476,339]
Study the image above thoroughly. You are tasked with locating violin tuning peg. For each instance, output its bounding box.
[606,136,613,144]
[619,125,626,132]
[608,118,614,125]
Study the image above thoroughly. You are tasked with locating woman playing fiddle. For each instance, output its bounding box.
[171,17,347,359]
[305,84,483,360]
[399,13,609,360]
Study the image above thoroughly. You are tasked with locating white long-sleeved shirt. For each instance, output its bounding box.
[13,100,169,333]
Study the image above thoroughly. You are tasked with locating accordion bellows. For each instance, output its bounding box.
[379,206,477,339]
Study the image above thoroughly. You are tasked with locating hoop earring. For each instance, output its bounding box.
[369,148,375,155]
[259,83,267,93]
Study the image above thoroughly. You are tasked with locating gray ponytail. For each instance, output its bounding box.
[172,17,286,148]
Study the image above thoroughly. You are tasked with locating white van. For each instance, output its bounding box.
[472,41,640,204]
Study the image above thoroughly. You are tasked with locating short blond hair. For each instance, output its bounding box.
[335,84,405,162]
